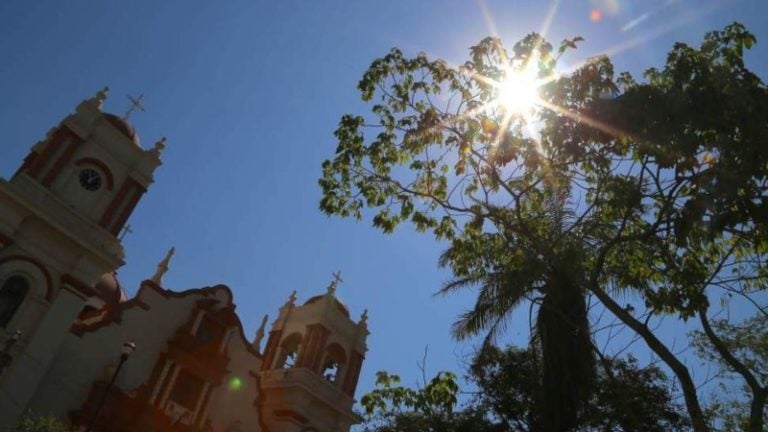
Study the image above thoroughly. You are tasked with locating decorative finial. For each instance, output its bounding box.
[95,86,109,108]
[78,87,109,111]
[154,137,166,152]
[327,270,343,296]
[252,314,269,353]
[150,247,175,285]
[283,290,298,308]
[359,309,368,326]
[149,136,167,157]
[123,93,146,121]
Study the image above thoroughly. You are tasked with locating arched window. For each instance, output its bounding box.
[0,276,29,327]
[321,343,347,384]
[277,333,302,369]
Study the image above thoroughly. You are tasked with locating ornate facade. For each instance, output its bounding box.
[0,89,367,431]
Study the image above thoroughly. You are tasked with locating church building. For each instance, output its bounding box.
[0,89,368,432]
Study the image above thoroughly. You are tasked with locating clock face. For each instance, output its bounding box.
[78,168,102,192]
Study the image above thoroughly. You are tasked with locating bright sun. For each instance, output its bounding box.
[496,65,541,114]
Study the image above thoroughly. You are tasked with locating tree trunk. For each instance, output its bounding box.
[536,275,594,432]
[747,389,766,432]
[589,287,710,432]
[699,307,766,432]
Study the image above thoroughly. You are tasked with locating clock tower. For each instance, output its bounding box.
[0,88,165,425]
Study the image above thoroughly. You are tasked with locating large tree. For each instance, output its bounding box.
[320,23,768,431]
[439,194,594,431]
[360,346,689,432]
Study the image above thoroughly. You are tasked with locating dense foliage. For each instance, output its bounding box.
[692,313,768,429]
[6,414,73,432]
[361,346,689,431]
[321,23,768,431]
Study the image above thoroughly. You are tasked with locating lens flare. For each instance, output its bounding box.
[496,65,540,114]
[228,376,243,392]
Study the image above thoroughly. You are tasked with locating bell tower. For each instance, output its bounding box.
[258,279,368,432]
[0,88,165,427]
[11,87,164,241]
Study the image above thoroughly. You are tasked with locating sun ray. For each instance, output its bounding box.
[491,111,514,148]
[621,0,679,32]
[579,0,725,71]
[539,0,562,40]
[476,0,501,39]
[426,0,720,165]
[538,100,627,140]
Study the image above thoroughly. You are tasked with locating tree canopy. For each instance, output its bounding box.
[360,346,689,432]
[321,22,768,431]
[7,413,74,432]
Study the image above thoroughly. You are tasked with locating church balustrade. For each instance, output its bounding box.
[260,367,355,412]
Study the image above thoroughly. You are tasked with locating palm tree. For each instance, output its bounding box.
[439,190,595,432]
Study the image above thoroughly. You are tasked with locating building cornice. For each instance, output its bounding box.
[0,179,125,266]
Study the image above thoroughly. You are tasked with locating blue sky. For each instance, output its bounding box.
[1,0,767,408]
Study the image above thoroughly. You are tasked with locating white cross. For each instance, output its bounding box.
[123,94,146,120]
[328,270,343,295]
[118,224,133,241]
[332,270,343,286]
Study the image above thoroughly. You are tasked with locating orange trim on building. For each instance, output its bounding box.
[42,135,83,187]
[252,371,273,432]
[70,297,150,337]
[342,351,364,397]
[138,352,169,405]
[13,151,38,179]
[193,382,214,428]
[99,180,131,229]
[26,127,71,179]
[261,329,283,370]
[109,180,146,236]
[70,285,258,429]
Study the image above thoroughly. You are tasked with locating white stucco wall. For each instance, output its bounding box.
[205,329,263,432]
[27,284,205,417]
[26,283,270,432]
[0,287,83,428]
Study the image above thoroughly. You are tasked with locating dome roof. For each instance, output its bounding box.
[303,294,350,318]
[93,272,128,306]
[103,113,141,147]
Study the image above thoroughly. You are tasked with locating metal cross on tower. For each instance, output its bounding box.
[123,94,145,120]
[118,224,133,241]
[327,270,343,295]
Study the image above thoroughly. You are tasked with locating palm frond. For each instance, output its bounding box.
[450,270,536,340]
[436,276,482,296]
